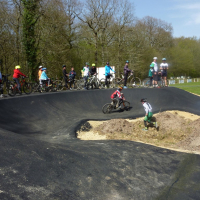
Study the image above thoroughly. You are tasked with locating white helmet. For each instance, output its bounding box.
[153,57,157,60]
[39,66,43,69]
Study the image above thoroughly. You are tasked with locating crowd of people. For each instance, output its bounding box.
[0,56,168,97]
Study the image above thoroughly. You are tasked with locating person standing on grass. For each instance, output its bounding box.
[150,57,158,87]
[123,60,132,89]
[160,58,169,87]
[140,98,157,131]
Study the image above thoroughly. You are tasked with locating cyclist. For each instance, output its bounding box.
[124,60,132,89]
[90,63,97,75]
[111,86,124,108]
[83,62,90,89]
[69,67,76,90]
[105,62,115,88]
[38,66,43,83]
[62,65,69,89]
[160,58,169,86]
[150,57,158,87]
[40,68,51,87]
[140,98,157,131]
[13,65,27,94]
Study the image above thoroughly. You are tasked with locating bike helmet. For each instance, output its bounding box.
[153,57,157,60]
[42,68,47,70]
[162,58,166,61]
[92,63,95,67]
[106,62,109,65]
[118,86,123,90]
[15,65,21,69]
[39,66,43,69]
[86,62,89,65]
[125,60,129,63]
[140,98,147,102]
[62,65,66,68]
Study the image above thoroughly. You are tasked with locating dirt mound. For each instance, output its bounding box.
[96,119,134,135]
[78,111,200,154]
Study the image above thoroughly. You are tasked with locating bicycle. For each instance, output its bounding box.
[9,76,32,96]
[102,98,130,114]
[99,73,116,89]
[86,73,100,89]
[1,74,13,95]
[115,71,141,88]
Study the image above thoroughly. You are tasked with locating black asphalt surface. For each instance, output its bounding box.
[0,87,200,200]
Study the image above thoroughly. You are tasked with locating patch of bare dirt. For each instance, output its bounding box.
[77,111,200,154]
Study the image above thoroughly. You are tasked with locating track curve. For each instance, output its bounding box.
[0,87,200,200]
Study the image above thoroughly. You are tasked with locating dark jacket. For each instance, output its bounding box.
[69,70,76,79]
[124,65,131,75]
[63,69,68,79]
[90,67,96,75]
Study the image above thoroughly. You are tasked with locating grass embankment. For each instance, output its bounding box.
[170,82,200,95]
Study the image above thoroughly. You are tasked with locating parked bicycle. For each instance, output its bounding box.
[99,73,116,89]
[115,71,141,88]
[9,76,32,96]
[102,98,130,114]
[1,74,12,95]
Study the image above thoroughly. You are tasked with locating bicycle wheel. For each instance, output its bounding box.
[99,78,106,89]
[110,78,118,88]
[94,78,100,89]
[143,80,150,88]
[120,101,130,111]
[130,77,141,87]
[102,103,113,114]
[77,79,85,90]
[7,82,17,96]
[23,82,32,94]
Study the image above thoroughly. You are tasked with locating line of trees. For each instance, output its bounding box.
[0,0,200,81]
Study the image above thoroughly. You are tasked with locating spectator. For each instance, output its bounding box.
[123,60,132,89]
[160,58,169,87]
[105,62,115,88]
[38,66,43,84]
[90,63,97,75]
[62,65,69,89]
[83,62,90,89]
[148,65,154,87]
[13,65,27,94]
[69,67,76,90]
[150,57,158,87]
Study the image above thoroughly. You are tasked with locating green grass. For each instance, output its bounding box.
[170,81,200,95]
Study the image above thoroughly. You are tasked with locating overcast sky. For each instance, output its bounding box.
[133,0,200,38]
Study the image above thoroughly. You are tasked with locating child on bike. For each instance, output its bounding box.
[40,68,51,87]
[69,67,76,90]
[13,65,27,94]
[111,86,125,108]
[105,62,115,88]
[140,98,157,131]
